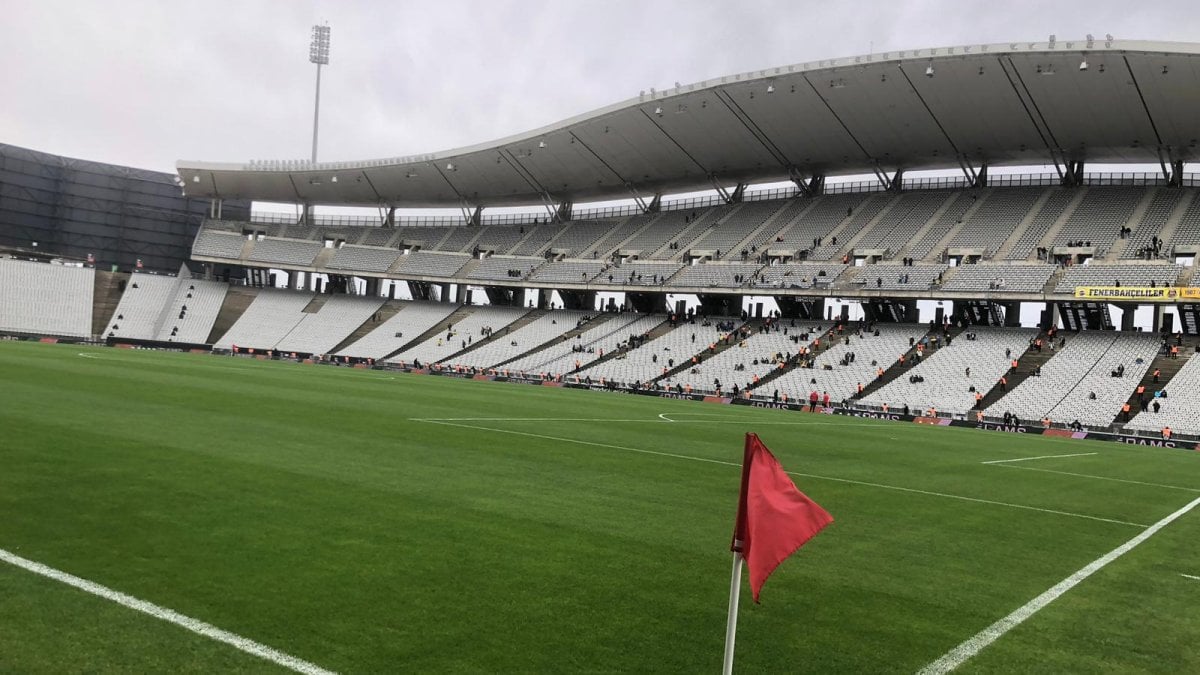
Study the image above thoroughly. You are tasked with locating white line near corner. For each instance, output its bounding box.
[0,548,336,675]
[417,419,1148,528]
[1182,573,1200,581]
[980,452,1098,465]
[917,495,1200,675]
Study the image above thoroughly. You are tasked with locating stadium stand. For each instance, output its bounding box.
[1052,263,1182,294]
[193,230,248,259]
[1126,351,1200,435]
[248,238,324,266]
[388,305,528,365]
[940,264,1056,293]
[156,279,227,344]
[853,191,952,255]
[275,295,385,355]
[1120,188,1185,259]
[859,264,948,291]
[984,332,1160,426]
[510,221,567,256]
[809,194,892,259]
[105,273,178,339]
[213,289,313,349]
[328,246,402,273]
[671,262,763,288]
[550,217,626,258]
[335,302,459,359]
[753,263,845,289]
[449,310,590,368]
[1167,193,1200,247]
[862,328,1037,415]
[905,192,977,259]
[1004,189,1077,260]
[529,260,608,284]
[466,256,544,282]
[392,250,471,278]
[666,322,824,395]
[503,313,662,377]
[0,259,94,338]
[576,317,735,387]
[688,201,785,259]
[1049,187,1145,255]
[946,187,1045,256]
[768,324,925,403]
[474,224,531,254]
[603,261,683,286]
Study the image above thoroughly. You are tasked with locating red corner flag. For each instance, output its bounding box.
[731,433,832,602]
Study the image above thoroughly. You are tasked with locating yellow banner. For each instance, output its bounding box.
[1073,286,1200,301]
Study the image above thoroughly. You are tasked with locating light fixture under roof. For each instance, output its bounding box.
[445,163,456,171]
[537,140,547,149]
[1079,59,1088,71]
[766,84,775,93]
[925,64,934,77]
[654,106,663,116]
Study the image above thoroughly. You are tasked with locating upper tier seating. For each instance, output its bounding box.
[672,263,763,288]
[528,260,608,284]
[1005,189,1076,260]
[770,193,871,253]
[809,194,892,259]
[906,192,976,259]
[940,264,1056,293]
[601,261,683,286]
[193,231,247,259]
[1050,187,1145,255]
[549,218,626,257]
[248,238,323,266]
[0,258,93,338]
[689,201,786,259]
[466,256,544,282]
[947,187,1045,256]
[860,264,948,291]
[1168,192,1200,247]
[620,209,716,258]
[328,246,402,273]
[473,224,532,254]
[853,191,953,255]
[1120,188,1185,259]
[1052,263,1182,294]
[751,263,845,289]
[511,221,568,256]
[335,302,459,359]
[590,215,652,257]
[392,251,471,278]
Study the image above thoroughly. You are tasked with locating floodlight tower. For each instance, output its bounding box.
[309,23,331,163]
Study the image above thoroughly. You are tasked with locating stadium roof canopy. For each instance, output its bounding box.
[177,39,1200,209]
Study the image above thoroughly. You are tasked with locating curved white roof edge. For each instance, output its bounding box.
[178,38,1199,174]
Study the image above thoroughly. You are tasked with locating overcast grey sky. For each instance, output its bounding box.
[1,0,1198,174]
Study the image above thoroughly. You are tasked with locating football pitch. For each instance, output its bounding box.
[1,340,1198,673]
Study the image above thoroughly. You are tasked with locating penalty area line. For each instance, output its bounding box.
[1182,573,1200,581]
[917,495,1200,675]
[418,420,1149,528]
[0,548,335,675]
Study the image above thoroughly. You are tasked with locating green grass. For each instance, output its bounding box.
[0,340,1198,673]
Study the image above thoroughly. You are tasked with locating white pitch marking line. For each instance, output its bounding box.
[994,465,1200,494]
[658,413,675,422]
[409,416,889,428]
[76,353,100,359]
[0,548,335,675]
[918,495,1200,675]
[1182,573,1200,581]
[418,420,1148,528]
[980,452,1098,465]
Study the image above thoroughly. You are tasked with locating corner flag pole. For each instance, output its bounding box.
[722,547,745,675]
